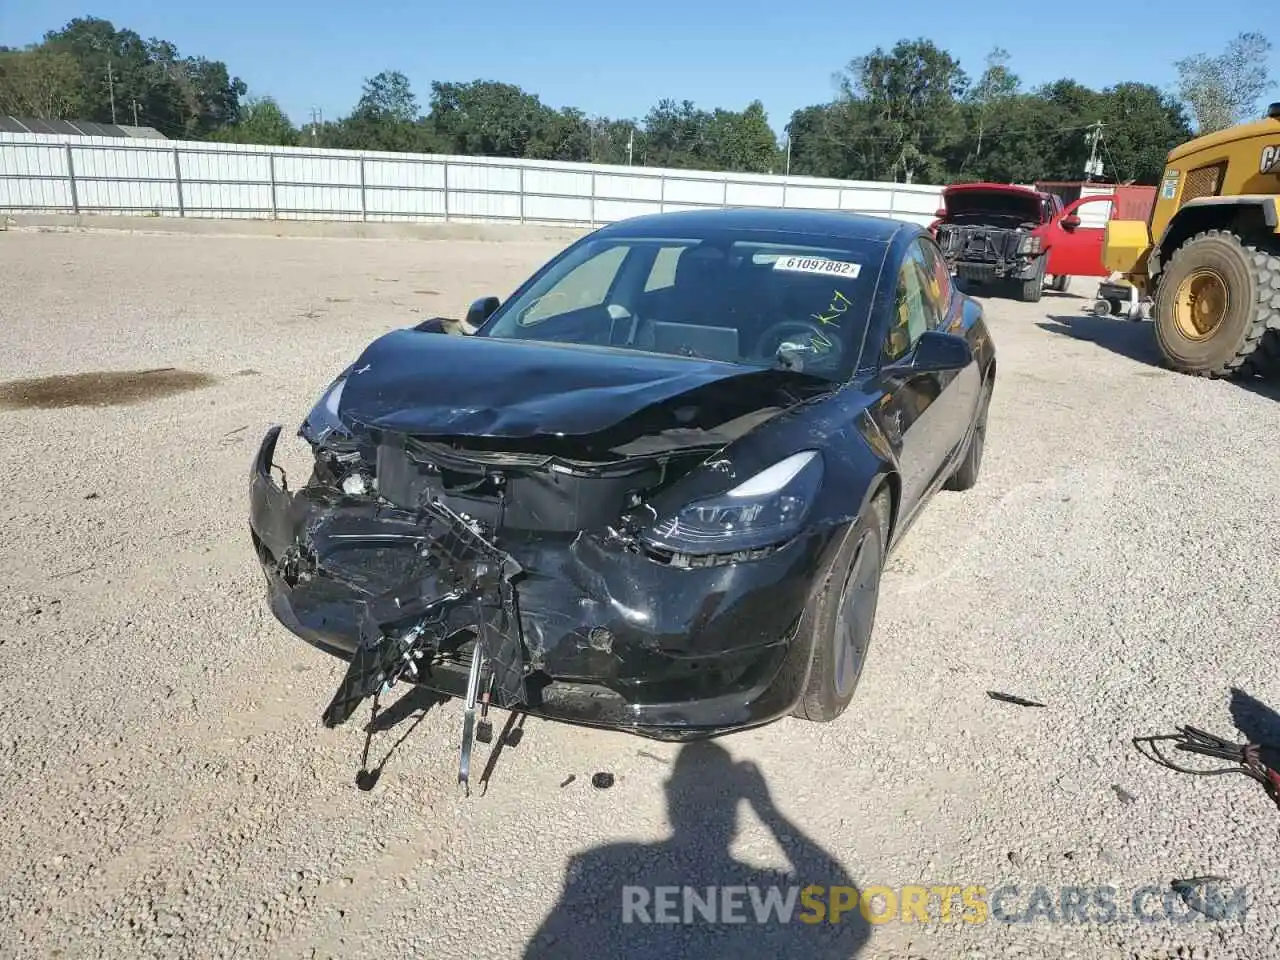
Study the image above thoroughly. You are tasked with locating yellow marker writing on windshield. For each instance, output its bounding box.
[812,289,853,327]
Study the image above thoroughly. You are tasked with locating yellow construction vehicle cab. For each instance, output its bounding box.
[1102,102,1280,377]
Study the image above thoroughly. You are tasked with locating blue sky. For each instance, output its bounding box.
[3,2,1277,136]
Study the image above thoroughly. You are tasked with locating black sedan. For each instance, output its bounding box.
[248,207,996,767]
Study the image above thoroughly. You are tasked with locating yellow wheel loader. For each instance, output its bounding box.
[1102,102,1280,378]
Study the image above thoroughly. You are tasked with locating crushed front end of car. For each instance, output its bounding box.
[934,186,1048,285]
[935,222,1044,282]
[248,331,855,782]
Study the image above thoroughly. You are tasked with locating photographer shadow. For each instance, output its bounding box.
[524,740,870,960]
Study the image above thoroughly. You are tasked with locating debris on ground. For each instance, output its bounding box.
[1170,876,1235,920]
[987,691,1047,708]
[1133,725,1280,809]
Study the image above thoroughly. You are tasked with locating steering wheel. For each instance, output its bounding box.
[753,320,843,365]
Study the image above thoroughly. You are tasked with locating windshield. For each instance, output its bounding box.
[477,230,886,381]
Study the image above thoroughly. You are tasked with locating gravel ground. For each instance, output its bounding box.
[1,227,1278,960]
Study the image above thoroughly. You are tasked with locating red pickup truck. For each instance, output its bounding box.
[930,183,1118,302]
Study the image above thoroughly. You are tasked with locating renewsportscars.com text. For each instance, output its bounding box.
[621,883,1248,925]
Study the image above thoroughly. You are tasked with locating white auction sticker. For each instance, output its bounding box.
[772,255,862,278]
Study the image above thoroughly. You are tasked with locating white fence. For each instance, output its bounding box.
[0,131,945,229]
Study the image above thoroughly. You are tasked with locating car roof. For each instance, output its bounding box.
[593,207,915,244]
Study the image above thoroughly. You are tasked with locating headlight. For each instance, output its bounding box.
[641,450,823,556]
[299,374,349,444]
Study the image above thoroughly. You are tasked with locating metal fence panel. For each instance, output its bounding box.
[0,131,947,228]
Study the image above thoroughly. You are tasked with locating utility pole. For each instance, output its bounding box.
[107,62,117,123]
[131,99,139,127]
[1084,120,1105,181]
[310,106,321,141]
[785,131,792,176]
[626,127,634,166]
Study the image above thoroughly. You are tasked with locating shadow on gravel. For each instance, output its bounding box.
[1229,688,1280,772]
[524,740,869,959]
[1037,315,1280,401]
[1236,377,1280,402]
[1037,315,1166,368]
[354,687,451,791]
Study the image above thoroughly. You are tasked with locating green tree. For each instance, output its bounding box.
[839,38,969,183]
[961,93,1067,183]
[1096,82,1193,183]
[704,101,779,173]
[427,80,552,157]
[210,95,298,146]
[783,102,871,180]
[587,117,644,165]
[1175,31,1274,133]
[642,98,713,168]
[39,17,245,137]
[961,47,1020,175]
[0,45,84,118]
[527,106,592,162]
[353,70,419,123]
[336,70,431,152]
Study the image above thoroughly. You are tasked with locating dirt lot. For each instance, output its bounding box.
[2,227,1279,960]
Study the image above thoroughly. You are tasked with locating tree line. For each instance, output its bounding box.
[1,18,1274,186]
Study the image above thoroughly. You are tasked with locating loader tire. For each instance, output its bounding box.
[1153,231,1280,378]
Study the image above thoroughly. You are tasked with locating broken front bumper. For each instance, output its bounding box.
[248,427,844,740]
[951,257,1038,282]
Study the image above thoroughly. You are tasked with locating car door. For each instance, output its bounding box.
[872,238,952,514]
[918,236,982,468]
[1046,195,1114,277]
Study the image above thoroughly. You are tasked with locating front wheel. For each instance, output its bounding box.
[794,489,890,723]
[1017,257,1046,302]
[1153,230,1280,377]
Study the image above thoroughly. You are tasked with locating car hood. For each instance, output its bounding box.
[942,186,1042,223]
[336,329,830,439]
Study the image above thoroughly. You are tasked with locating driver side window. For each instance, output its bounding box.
[884,241,938,362]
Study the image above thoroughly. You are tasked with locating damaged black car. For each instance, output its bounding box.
[248,208,996,774]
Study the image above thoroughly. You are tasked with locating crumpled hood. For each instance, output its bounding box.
[336,328,825,439]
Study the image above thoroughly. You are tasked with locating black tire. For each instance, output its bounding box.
[1051,274,1071,294]
[794,489,890,723]
[946,375,992,492]
[1153,230,1280,378]
[1017,256,1046,302]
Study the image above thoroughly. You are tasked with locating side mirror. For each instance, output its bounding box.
[1062,214,1081,231]
[465,296,501,330]
[883,330,973,377]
